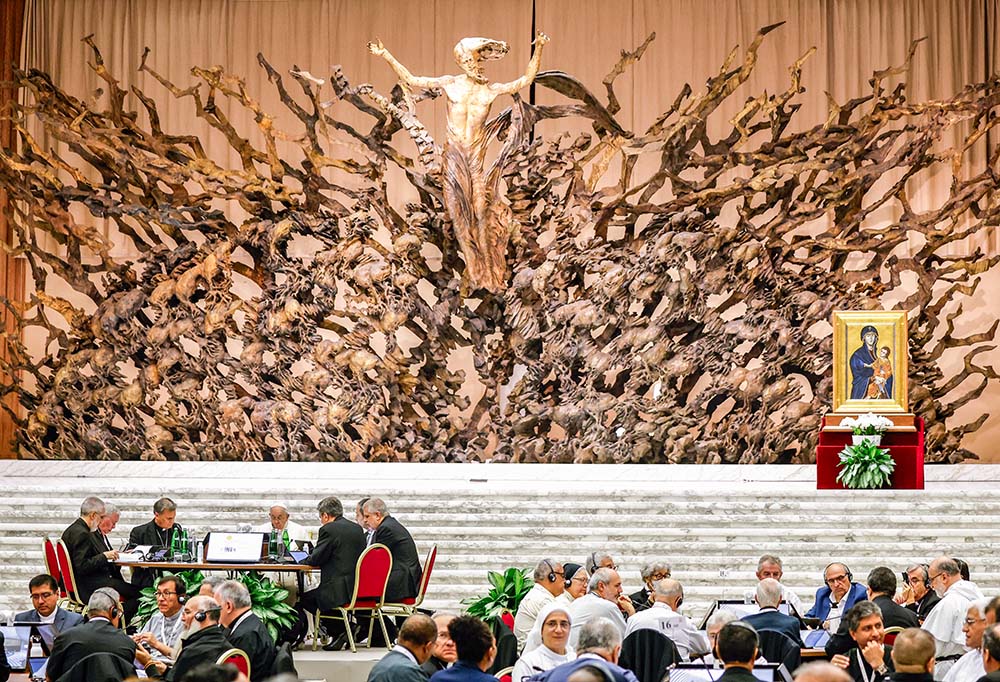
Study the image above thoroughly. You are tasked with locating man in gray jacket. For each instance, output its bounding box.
[367,614,438,682]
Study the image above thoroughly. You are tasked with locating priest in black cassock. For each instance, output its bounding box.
[128,497,184,589]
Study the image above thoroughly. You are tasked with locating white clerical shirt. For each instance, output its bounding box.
[568,593,627,648]
[623,602,710,660]
[923,580,984,681]
[942,649,983,682]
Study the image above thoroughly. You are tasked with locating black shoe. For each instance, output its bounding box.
[323,633,349,651]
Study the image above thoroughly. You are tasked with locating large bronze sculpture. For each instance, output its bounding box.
[0,27,998,463]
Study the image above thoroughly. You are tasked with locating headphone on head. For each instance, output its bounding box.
[542,559,557,583]
[93,587,121,620]
[195,607,221,623]
[824,562,853,583]
[919,564,931,589]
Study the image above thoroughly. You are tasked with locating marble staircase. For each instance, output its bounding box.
[1,461,997,624]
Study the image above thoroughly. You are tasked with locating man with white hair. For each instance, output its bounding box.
[514,559,566,648]
[528,617,639,682]
[568,569,634,647]
[742,578,804,646]
[756,554,805,617]
[255,502,309,548]
[45,588,137,682]
[94,503,120,551]
[363,498,422,602]
[923,557,984,680]
[216,579,276,682]
[629,561,671,612]
[624,578,709,660]
[165,596,231,682]
[586,551,617,575]
[942,599,989,682]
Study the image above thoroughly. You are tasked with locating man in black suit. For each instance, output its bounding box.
[60,497,140,619]
[45,588,136,682]
[362,498,422,602]
[714,622,760,682]
[889,628,935,682]
[903,565,941,623]
[297,495,366,648]
[827,568,920,657]
[215,580,276,682]
[831,601,894,682]
[978,625,1000,682]
[129,497,183,590]
[742,578,803,647]
[165,597,231,682]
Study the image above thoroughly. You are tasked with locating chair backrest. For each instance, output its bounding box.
[53,651,135,682]
[500,611,515,632]
[883,626,904,646]
[756,629,801,673]
[42,537,67,598]
[217,648,251,679]
[619,628,681,682]
[54,539,82,604]
[350,543,393,607]
[493,665,514,682]
[410,544,437,607]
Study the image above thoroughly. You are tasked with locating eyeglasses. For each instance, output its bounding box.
[606,564,619,571]
[553,571,565,578]
[825,574,849,586]
[30,592,55,601]
[650,572,671,581]
[928,572,943,583]
[154,591,178,599]
[571,576,588,583]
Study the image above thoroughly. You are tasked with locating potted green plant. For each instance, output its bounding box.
[131,569,204,628]
[836,439,895,489]
[839,412,894,446]
[461,567,533,629]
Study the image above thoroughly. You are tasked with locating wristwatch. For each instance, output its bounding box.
[876,664,889,676]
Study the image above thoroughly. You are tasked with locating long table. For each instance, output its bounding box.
[116,559,317,591]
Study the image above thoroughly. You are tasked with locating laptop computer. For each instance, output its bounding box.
[205,532,267,563]
[1,625,31,670]
[672,663,792,682]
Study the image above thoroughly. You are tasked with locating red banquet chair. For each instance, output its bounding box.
[42,537,68,599]
[217,648,251,679]
[382,544,437,617]
[313,543,393,653]
[54,539,86,611]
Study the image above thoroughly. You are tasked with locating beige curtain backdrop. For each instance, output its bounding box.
[15,0,1000,459]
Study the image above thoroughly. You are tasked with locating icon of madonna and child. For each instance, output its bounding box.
[849,325,893,400]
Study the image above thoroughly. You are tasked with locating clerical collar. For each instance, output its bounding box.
[230,610,253,634]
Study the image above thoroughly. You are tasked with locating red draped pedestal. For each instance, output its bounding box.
[816,416,925,490]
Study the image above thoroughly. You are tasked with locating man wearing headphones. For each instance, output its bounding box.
[134,576,187,665]
[165,597,231,682]
[514,558,566,649]
[899,565,941,623]
[624,578,710,660]
[45,588,137,682]
[806,563,868,632]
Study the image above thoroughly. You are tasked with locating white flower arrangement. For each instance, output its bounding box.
[839,412,894,436]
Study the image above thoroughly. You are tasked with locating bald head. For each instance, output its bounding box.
[891,628,936,673]
[793,662,852,682]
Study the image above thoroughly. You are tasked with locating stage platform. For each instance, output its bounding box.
[1,461,999,623]
[292,647,383,682]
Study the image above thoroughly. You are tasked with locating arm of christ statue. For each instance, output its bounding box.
[494,31,549,95]
[368,39,446,90]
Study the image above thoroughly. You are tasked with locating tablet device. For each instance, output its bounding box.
[30,657,48,681]
[289,550,309,563]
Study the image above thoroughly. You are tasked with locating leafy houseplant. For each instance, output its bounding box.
[837,440,895,489]
[840,413,894,445]
[131,569,204,629]
[462,567,533,628]
[242,570,299,642]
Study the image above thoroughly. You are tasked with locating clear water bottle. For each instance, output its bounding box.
[268,529,279,561]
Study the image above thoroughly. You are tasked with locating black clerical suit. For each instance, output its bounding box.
[826,596,919,656]
[45,617,137,682]
[225,611,276,682]
[61,518,140,609]
[845,645,894,682]
[743,607,805,647]
[129,520,183,589]
[372,515,422,602]
[717,667,759,682]
[629,587,653,612]
[905,591,941,622]
[421,655,450,677]
[165,624,231,682]
[890,672,934,682]
[300,516,366,611]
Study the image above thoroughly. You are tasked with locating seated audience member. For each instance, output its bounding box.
[900,565,941,622]
[367,614,437,682]
[356,497,375,544]
[46,588,137,682]
[94,503,120,551]
[629,561,671,612]
[890,628,937,682]
[14,574,84,631]
[559,564,588,605]
[130,497,184,590]
[954,560,971,583]
[828,568,920,657]
[743,578,804,647]
[199,575,226,597]
[793,661,852,682]
[0,631,7,682]
[757,555,806,617]
[134,576,187,666]
[297,495,366,649]
[987,598,1000,626]
[586,552,617,575]
[513,603,574,682]
[941,599,988,682]
[215,580,276,682]
[978,624,1000,682]
[178,662,246,682]
[830,601,894,682]
[422,612,458,676]
[61,496,140,617]
[624,578,710,660]
[165,597,231,682]
[923,557,984,680]
[429,615,497,682]
[806,563,868,632]
[514,558,566,647]
[703,610,768,667]
[527,617,639,682]
[715,622,761,682]
[569,569,634,647]
[255,502,309,548]
[363,498,422,602]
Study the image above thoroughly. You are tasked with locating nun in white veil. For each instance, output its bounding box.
[513,601,576,682]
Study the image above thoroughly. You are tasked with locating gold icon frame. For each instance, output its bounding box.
[832,310,908,413]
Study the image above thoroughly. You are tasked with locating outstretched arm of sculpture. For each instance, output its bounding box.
[368,39,446,89]
[494,31,549,95]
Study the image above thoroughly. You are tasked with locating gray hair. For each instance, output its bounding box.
[586,551,614,574]
[844,600,882,633]
[362,498,388,516]
[153,497,177,514]
[588,567,616,592]
[640,561,672,581]
[534,559,561,582]
[653,578,683,601]
[934,558,960,577]
[707,609,740,630]
[970,598,991,620]
[80,496,105,517]
[756,578,783,608]
[577,617,623,653]
[88,587,120,615]
[200,575,226,591]
[214,579,252,609]
[317,496,343,517]
[102,503,119,517]
[758,555,783,570]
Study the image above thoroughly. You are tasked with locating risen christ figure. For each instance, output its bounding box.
[369,33,549,293]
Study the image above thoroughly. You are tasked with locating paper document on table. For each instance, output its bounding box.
[118,551,146,562]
